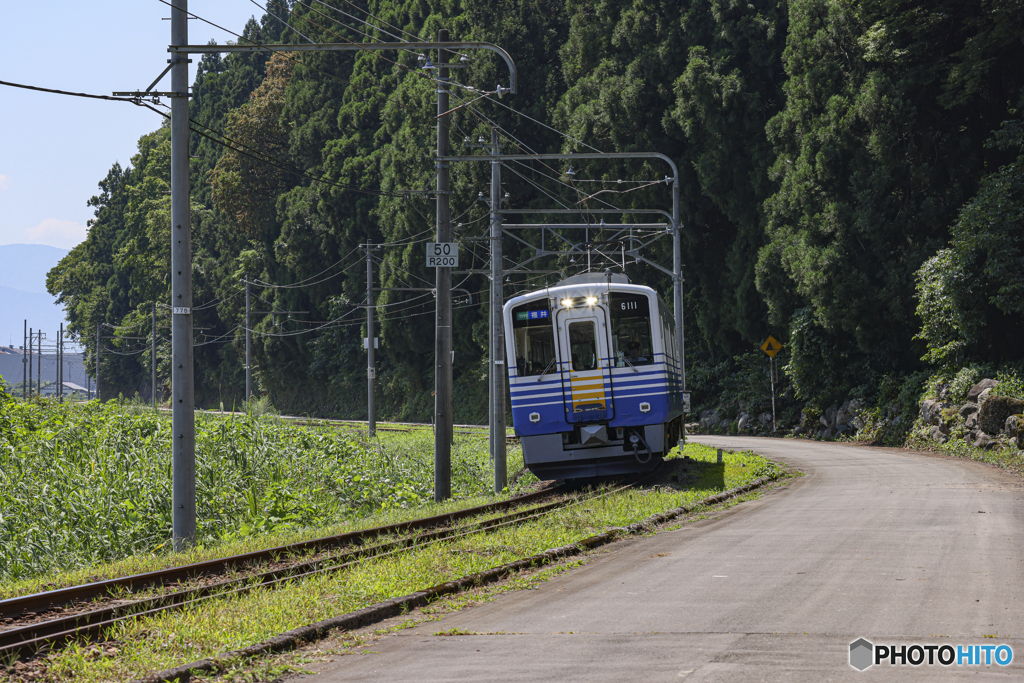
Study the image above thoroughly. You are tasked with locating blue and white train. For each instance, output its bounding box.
[503,273,685,480]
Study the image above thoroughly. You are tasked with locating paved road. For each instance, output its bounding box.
[298,438,1024,681]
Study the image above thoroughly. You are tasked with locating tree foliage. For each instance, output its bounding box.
[915,114,1024,364]
[47,0,1024,418]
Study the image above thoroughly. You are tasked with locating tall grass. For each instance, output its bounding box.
[0,397,521,582]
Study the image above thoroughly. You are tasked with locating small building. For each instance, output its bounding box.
[39,381,89,398]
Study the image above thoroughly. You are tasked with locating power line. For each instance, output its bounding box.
[142,100,410,198]
[288,0,417,54]
[324,0,424,44]
[247,247,362,288]
[0,79,145,104]
[476,92,605,153]
[252,0,315,42]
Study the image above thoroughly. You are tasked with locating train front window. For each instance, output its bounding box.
[568,322,598,371]
[511,303,555,377]
[610,293,653,366]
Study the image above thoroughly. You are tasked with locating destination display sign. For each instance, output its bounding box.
[515,310,549,322]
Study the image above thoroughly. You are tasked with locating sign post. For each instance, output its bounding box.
[760,335,783,432]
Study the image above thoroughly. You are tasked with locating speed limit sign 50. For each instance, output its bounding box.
[426,242,459,267]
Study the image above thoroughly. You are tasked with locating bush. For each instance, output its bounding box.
[0,400,511,581]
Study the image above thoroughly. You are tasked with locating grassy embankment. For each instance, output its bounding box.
[0,398,533,596]
[14,443,782,682]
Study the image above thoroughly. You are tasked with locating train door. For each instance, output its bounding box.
[556,306,612,422]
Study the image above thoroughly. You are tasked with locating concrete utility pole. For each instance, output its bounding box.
[36,330,41,395]
[170,0,196,550]
[245,274,251,404]
[22,320,27,399]
[434,29,453,503]
[365,245,377,437]
[152,303,158,410]
[95,323,101,402]
[165,31,516,528]
[489,129,507,493]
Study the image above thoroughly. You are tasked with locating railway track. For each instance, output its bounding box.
[181,408,520,441]
[0,481,633,660]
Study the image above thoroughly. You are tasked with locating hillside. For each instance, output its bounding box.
[43,0,1024,424]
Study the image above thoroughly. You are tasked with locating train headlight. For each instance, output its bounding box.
[585,296,598,306]
[560,298,574,308]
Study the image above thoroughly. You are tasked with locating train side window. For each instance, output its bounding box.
[610,293,653,366]
[511,303,555,376]
[568,322,598,371]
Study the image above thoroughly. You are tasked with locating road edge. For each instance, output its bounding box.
[131,472,782,683]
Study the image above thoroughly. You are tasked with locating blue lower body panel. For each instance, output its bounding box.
[521,424,666,480]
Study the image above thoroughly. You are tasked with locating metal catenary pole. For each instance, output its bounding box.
[440,151,685,396]
[434,29,453,502]
[245,274,251,404]
[489,128,506,493]
[28,327,33,398]
[152,303,158,409]
[166,31,516,518]
[37,330,42,395]
[59,323,63,402]
[22,320,27,399]
[365,245,377,437]
[95,323,100,402]
[170,0,196,550]
[673,179,684,393]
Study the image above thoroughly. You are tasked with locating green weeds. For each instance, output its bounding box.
[0,398,530,584]
[31,445,779,682]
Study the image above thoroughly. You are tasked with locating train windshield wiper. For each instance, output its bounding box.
[619,353,639,373]
[535,357,557,381]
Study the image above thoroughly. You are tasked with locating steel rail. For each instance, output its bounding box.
[0,484,630,659]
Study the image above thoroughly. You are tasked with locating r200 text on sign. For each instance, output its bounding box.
[426,242,459,267]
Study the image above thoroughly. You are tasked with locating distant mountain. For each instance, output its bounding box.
[0,244,69,294]
[0,245,74,349]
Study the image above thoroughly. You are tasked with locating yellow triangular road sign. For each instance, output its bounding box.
[760,335,783,358]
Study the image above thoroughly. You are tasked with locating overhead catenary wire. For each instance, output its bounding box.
[192,283,245,310]
[445,88,665,218]
[289,0,417,53]
[246,247,363,289]
[243,227,437,291]
[475,91,605,153]
[7,18,657,354]
[142,101,411,198]
[0,79,146,104]
[445,99,615,222]
[250,0,315,42]
[156,0,484,98]
[327,0,426,44]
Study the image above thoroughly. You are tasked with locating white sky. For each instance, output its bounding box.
[0,2,265,249]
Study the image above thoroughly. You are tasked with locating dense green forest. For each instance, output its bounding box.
[48,0,1024,425]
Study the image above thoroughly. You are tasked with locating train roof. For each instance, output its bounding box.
[503,273,659,313]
